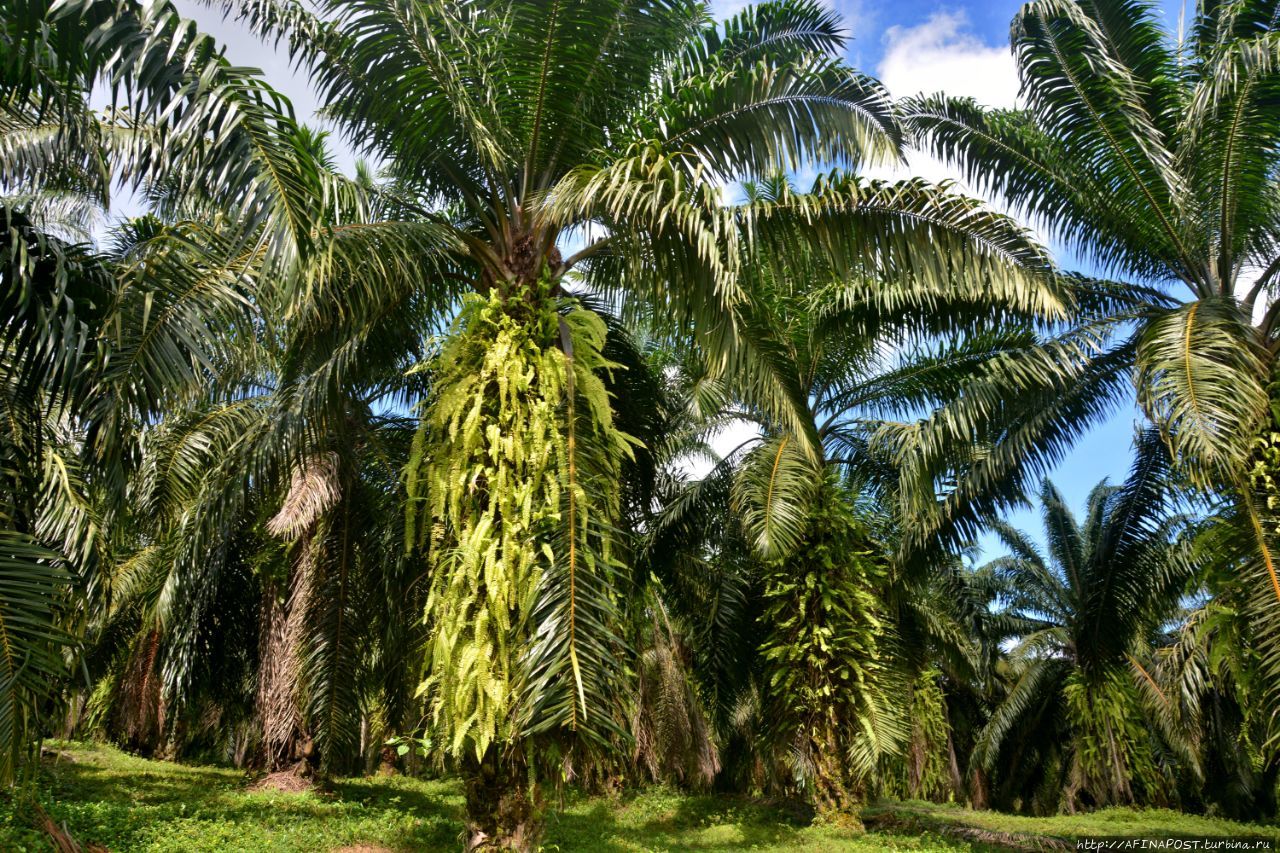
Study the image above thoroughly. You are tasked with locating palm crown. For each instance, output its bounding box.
[975,435,1195,810]
[902,0,1280,734]
[904,0,1280,484]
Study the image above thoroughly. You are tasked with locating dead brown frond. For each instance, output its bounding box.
[267,453,341,540]
[258,454,336,769]
[114,628,166,753]
[632,614,720,788]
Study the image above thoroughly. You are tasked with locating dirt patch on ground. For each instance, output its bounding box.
[249,768,314,793]
[863,811,1070,852]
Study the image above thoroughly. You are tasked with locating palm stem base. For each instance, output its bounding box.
[461,747,538,852]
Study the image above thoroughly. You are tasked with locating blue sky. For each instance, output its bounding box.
[719,0,1193,551]
[767,0,1192,71]
[175,0,1197,555]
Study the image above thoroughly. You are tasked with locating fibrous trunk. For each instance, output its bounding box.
[113,628,167,756]
[462,746,536,852]
[259,454,339,770]
[255,575,306,770]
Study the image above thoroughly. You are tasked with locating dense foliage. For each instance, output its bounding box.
[3,0,1280,850]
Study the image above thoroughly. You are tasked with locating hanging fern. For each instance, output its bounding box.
[406,279,635,768]
[880,667,954,803]
[1063,667,1169,809]
[755,477,901,814]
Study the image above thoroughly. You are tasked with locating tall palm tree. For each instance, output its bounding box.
[902,0,1280,703]
[1,0,333,783]
[172,1,1071,844]
[973,434,1196,813]
[644,211,1071,807]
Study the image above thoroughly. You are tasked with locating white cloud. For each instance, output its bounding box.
[878,11,1018,108]
[858,9,1063,257]
[871,11,1018,189]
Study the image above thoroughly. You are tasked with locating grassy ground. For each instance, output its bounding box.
[0,742,1274,852]
[862,801,1280,850]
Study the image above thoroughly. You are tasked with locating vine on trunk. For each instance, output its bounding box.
[405,279,633,847]
[757,478,898,816]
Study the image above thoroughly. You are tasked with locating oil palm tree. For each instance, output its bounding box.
[1,0,336,783]
[973,434,1196,812]
[643,201,1075,807]
[902,0,1280,704]
[1146,501,1280,819]
[876,543,1002,806]
[0,206,100,784]
[173,1,1075,844]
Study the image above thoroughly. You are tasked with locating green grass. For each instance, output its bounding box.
[0,741,463,852]
[545,790,976,851]
[862,800,1280,849]
[0,743,1274,852]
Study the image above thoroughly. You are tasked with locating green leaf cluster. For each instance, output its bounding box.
[756,477,896,813]
[406,282,634,764]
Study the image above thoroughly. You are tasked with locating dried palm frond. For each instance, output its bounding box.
[267,453,341,540]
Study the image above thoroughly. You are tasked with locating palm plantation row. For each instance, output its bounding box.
[3,0,1279,848]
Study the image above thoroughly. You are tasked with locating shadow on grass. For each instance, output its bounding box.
[543,790,820,852]
[327,776,462,818]
[37,757,465,852]
[43,758,244,804]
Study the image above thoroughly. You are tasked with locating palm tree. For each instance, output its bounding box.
[1147,505,1280,819]
[0,199,109,781]
[902,0,1280,705]
[973,434,1195,813]
[1,0,333,782]
[643,213,1071,807]
[876,545,1002,806]
[169,1,1073,843]
[70,126,454,776]
[5,0,481,786]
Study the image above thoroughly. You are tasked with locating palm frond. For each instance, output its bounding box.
[1136,299,1268,486]
[0,529,73,784]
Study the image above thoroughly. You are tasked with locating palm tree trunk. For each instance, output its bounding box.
[461,747,538,852]
[260,454,338,771]
[1257,754,1280,819]
[255,551,314,771]
[115,628,166,756]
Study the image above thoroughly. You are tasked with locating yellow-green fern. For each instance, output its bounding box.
[406,281,636,766]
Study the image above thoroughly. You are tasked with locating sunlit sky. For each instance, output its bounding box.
[169,0,1200,558]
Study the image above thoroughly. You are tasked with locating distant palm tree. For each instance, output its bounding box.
[1,0,334,783]
[974,435,1195,813]
[903,0,1280,706]
[644,207,1068,808]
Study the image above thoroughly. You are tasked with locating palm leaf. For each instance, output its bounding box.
[1136,299,1268,485]
[0,528,73,784]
